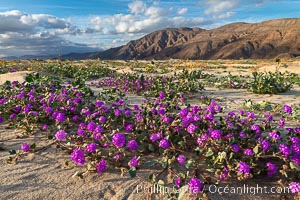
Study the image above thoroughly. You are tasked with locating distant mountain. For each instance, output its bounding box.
[3,18,299,61]
[78,18,300,60]
[2,54,56,60]
[2,52,99,60]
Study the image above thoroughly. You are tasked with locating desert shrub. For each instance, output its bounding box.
[248,71,293,94]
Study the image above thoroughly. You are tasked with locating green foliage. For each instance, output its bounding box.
[248,71,293,94]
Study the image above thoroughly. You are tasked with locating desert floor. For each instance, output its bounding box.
[0,59,299,200]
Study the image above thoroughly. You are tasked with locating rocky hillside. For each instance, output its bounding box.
[70,18,300,60]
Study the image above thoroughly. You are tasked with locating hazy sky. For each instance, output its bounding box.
[0,0,299,57]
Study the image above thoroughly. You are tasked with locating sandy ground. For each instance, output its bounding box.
[0,62,299,200]
[0,71,32,85]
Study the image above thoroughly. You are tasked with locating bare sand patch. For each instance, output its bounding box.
[0,71,33,85]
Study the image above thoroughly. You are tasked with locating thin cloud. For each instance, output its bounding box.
[0,10,99,57]
[88,1,210,35]
[177,8,188,15]
[204,0,239,15]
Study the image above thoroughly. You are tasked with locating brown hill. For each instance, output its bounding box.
[83,18,300,60]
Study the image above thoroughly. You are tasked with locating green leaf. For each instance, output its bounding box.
[148,173,156,182]
[148,144,154,152]
[290,162,300,170]
[253,145,259,155]
[178,141,185,148]
[161,159,168,168]
[157,180,164,186]
[4,114,10,121]
[25,75,33,83]
[205,148,214,157]
[129,169,136,178]
[48,135,54,140]
[9,149,16,155]
[178,185,188,200]
[206,168,215,173]
[30,143,36,149]
[144,159,158,167]
[185,159,193,169]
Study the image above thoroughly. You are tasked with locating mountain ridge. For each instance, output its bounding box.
[2,18,299,60]
[85,18,300,60]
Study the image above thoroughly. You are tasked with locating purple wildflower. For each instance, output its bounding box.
[127,140,139,151]
[244,149,254,156]
[260,140,271,151]
[283,105,292,115]
[124,108,132,116]
[94,132,102,140]
[279,144,290,158]
[291,144,300,154]
[96,159,107,173]
[125,124,134,132]
[246,112,255,119]
[72,115,79,121]
[188,178,203,193]
[87,121,97,132]
[211,129,222,139]
[55,130,67,141]
[239,132,246,138]
[42,124,48,131]
[251,124,261,133]
[129,156,139,168]
[224,133,234,140]
[266,162,277,177]
[14,105,22,113]
[112,133,126,147]
[24,104,32,114]
[151,108,157,115]
[289,182,300,194]
[205,113,214,121]
[93,125,103,134]
[150,132,162,142]
[291,137,300,144]
[71,149,86,165]
[159,139,170,149]
[219,166,229,181]
[157,108,165,115]
[206,105,215,113]
[118,99,124,105]
[269,131,280,140]
[279,118,285,128]
[238,162,250,174]
[114,109,122,117]
[77,129,85,136]
[175,176,181,189]
[187,123,197,134]
[9,113,16,119]
[180,108,188,118]
[176,154,186,165]
[113,153,123,161]
[159,92,165,100]
[238,109,244,115]
[291,154,300,165]
[95,101,104,107]
[21,143,30,152]
[231,144,240,152]
[133,105,140,111]
[45,107,52,115]
[99,116,106,123]
[56,112,66,123]
[164,116,173,124]
[193,115,202,121]
[197,134,209,146]
[264,113,273,121]
[86,143,97,153]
